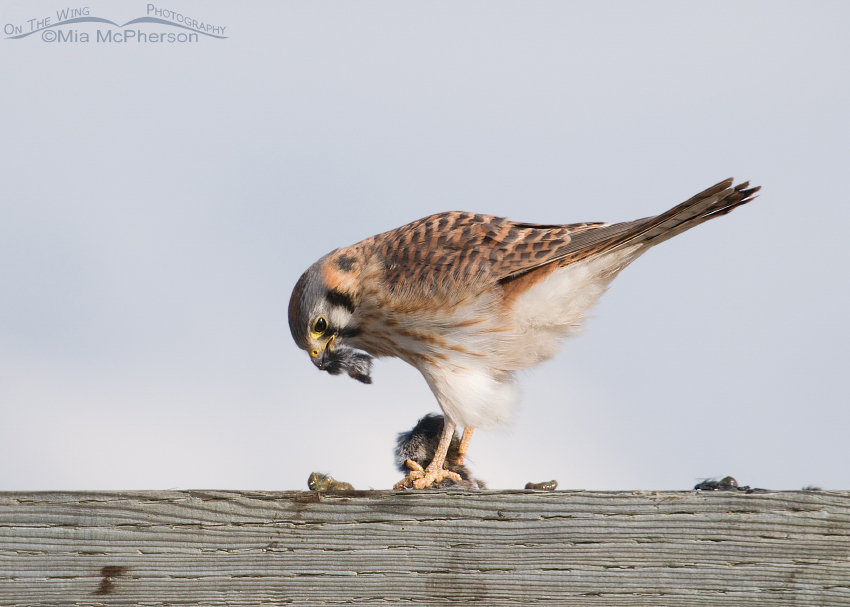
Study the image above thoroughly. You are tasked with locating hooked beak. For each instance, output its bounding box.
[310,335,335,370]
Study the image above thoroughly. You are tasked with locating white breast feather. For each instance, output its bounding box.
[422,363,519,430]
[505,245,643,367]
[410,246,643,429]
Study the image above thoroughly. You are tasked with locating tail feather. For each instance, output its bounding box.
[637,179,760,246]
[554,179,760,265]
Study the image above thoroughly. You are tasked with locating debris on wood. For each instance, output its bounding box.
[525,480,558,491]
[307,472,354,491]
[694,476,766,493]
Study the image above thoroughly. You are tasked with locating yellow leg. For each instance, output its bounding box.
[456,427,474,466]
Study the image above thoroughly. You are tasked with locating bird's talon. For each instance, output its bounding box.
[394,464,463,490]
[393,469,425,490]
[405,459,424,473]
[411,468,463,489]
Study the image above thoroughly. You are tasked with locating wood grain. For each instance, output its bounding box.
[1,490,848,605]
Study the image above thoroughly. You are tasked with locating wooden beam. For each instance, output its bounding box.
[1,490,848,605]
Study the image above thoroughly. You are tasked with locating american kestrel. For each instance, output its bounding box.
[288,178,760,489]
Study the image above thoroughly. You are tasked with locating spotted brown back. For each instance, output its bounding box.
[364,212,606,296]
[358,179,759,302]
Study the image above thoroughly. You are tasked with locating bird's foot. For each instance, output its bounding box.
[412,467,463,489]
[393,459,462,490]
[393,459,425,489]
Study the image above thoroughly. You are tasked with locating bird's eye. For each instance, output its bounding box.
[312,316,328,336]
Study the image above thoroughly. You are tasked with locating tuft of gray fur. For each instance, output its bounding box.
[324,345,373,384]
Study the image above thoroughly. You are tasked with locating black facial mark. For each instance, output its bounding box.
[335,255,356,272]
[337,325,362,339]
[326,289,355,314]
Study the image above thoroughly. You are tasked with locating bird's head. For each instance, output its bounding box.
[288,256,373,384]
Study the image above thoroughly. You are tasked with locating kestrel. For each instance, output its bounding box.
[288,178,760,489]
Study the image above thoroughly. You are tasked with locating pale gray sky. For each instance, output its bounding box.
[1,1,848,491]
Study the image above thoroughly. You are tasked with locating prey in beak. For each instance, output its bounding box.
[311,335,373,384]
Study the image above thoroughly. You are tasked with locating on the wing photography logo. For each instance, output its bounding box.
[4,5,226,43]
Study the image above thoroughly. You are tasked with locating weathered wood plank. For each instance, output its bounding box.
[0,490,848,605]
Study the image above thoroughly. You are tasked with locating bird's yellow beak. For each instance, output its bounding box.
[310,335,335,360]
